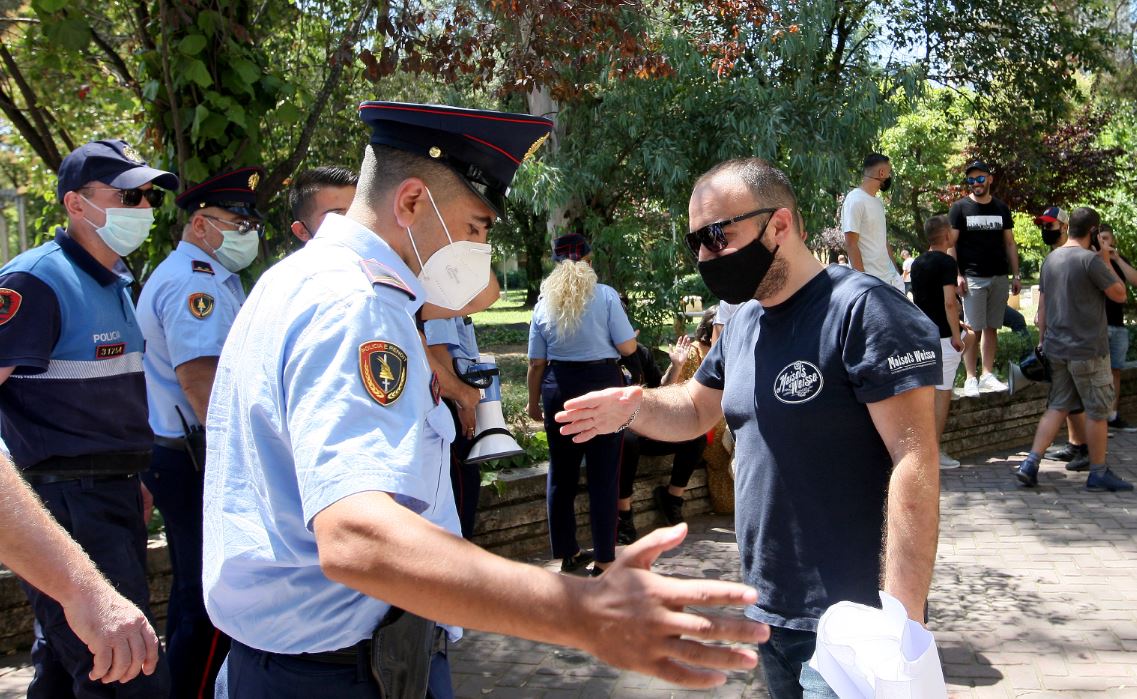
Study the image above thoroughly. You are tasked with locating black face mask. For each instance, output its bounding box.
[697,228,779,304]
[1041,226,1061,246]
[879,176,892,192]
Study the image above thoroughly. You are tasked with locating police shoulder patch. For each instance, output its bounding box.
[188,292,215,319]
[192,260,215,275]
[0,288,22,326]
[360,259,415,300]
[360,341,408,406]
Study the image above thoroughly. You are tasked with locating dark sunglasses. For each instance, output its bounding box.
[965,175,988,185]
[685,207,778,256]
[85,186,165,208]
[453,358,499,389]
[201,214,265,237]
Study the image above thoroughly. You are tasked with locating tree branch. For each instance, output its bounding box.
[259,0,382,208]
[157,0,189,190]
[0,40,63,167]
[89,25,143,102]
[0,81,62,171]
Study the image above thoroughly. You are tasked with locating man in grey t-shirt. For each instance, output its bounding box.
[1015,207,1133,492]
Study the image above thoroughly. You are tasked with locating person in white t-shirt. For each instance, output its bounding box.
[842,153,902,291]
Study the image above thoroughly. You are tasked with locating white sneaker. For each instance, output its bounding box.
[962,377,980,398]
[978,373,1008,392]
[939,450,961,469]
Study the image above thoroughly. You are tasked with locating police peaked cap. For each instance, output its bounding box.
[358,101,554,218]
[175,166,266,219]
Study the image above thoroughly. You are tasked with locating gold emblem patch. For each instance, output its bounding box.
[428,146,442,159]
[360,341,408,406]
[122,144,143,163]
[248,171,260,191]
[523,133,550,161]
[188,293,215,319]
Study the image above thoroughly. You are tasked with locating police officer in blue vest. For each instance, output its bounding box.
[202,101,767,698]
[0,139,173,697]
[136,167,265,697]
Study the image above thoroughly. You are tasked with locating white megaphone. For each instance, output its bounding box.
[464,354,524,464]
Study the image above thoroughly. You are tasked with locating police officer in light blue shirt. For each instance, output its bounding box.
[423,316,483,538]
[137,166,265,698]
[203,102,767,699]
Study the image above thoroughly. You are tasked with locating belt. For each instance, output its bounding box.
[25,472,137,486]
[548,358,618,366]
[23,450,151,479]
[154,435,188,451]
[294,628,446,666]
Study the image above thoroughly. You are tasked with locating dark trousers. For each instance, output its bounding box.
[216,640,453,698]
[757,627,838,699]
[617,431,706,500]
[541,363,624,564]
[444,400,480,539]
[142,445,229,698]
[20,476,170,698]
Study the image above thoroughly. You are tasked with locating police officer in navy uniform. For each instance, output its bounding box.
[136,167,265,697]
[202,101,766,698]
[0,139,173,697]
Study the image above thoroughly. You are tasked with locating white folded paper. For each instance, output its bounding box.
[808,591,947,698]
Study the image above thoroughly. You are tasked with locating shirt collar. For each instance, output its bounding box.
[56,227,130,287]
[175,241,237,283]
[314,213,425,310]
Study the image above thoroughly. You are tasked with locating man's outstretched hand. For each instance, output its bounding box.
[555,385,642,443]
[577,523,768,688]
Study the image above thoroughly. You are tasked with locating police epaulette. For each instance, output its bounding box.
[192,260,215,275]
[360,259,415,300]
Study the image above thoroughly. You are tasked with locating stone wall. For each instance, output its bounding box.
[2,365,1133,653]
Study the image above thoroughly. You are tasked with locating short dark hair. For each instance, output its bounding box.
[289,166,359,221]
[357,144,463,205]
[694,157,800,225]
[862,153,890,173]
[1100,223,1113,234]
[1068,207,1101,240]
[924,214,951,244]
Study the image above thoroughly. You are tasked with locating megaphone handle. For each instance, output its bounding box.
[467,427,514,448]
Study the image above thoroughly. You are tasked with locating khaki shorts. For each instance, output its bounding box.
[1047,355,1114,420]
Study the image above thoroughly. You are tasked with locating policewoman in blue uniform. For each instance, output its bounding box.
[136,167,265,697]
[0,140,173,697]
[423,315,484,538]
[202,101,768,698]
[526,235,638,576]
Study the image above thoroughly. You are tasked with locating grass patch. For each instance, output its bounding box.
[473,289,532,326]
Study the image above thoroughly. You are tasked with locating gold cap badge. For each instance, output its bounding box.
[122,145,143,163]
[248,172,260,191]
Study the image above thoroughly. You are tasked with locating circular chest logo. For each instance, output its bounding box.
[773,361,824,404]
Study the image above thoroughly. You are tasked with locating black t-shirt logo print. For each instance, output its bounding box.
[773,361,824,404]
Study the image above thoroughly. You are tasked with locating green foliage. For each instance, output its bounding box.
[1011,211,1047,281]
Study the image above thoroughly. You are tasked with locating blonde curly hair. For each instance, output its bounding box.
[540,259,597,339]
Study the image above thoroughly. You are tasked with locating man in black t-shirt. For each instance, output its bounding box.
[1098,224,1137,430]
[911,215,974,470]
[556,158,942,698]
[948,160,1020,397]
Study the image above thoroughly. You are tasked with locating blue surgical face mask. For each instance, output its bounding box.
[205,219,260,272]
[81,194,154,256]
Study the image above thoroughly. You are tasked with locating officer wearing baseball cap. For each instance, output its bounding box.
[136,165,265,697]
[203,101,766,697]
[0,139,176,695]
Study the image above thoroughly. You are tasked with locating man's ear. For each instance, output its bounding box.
[62,190,86,218]
[391,177,428,229]
[290,221,310,243]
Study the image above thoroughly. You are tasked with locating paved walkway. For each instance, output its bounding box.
[2,436,1135,697]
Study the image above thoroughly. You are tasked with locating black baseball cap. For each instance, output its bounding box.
[56,139,179,203]
[358,101,554,218]
[964,160,991,175]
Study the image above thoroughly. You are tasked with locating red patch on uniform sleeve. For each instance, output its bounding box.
[0,288,22,326]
